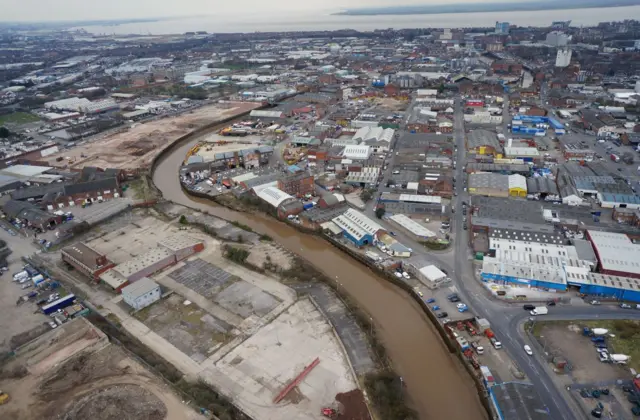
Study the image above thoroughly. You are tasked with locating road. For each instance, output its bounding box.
[363,95,639,420]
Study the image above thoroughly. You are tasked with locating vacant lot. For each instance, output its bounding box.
[0,112,40,125]
[136,294,233,363]
[43,102,259,170]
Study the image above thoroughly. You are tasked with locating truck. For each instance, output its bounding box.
[480,366,495,386]
[611,153,620,162]
[530,306,548,316]
[610,354,630,364]
[42,294,76,315]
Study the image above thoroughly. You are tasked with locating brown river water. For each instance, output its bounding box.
[151,134,486,420]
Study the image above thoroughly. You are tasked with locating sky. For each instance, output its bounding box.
[0,0,517,22]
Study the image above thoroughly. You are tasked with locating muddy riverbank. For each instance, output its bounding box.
[151,129,486,420]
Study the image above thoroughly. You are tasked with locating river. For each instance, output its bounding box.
[79,6,639,35]
[152,131,486,419]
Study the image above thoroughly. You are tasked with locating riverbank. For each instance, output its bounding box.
[185,186,495,419]
[150,124,487,420]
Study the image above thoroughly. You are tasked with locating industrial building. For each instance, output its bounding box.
[277,172,315,197]
[389,214,436,239]
[61,242,115,282]
[255,186,304,218]
[587,230,640,279]
[569,273,640,303]
[341,145,372,161]
[331,208,384,247]
[409,263,449,289]
[466,130,501,155]
[100,248,176,292]
[158,235,205,262]
[468,173,527,198]
[121,277,161,311]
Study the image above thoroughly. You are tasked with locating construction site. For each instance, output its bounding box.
[43,102,260,170]
[0,318,204,420]
[49,207,370,420]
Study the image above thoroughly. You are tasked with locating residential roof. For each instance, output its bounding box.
[588,231,640,276]
[121,277,160,299]
[61,242,106,270]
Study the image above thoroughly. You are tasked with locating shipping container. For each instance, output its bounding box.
[42,294,76,315]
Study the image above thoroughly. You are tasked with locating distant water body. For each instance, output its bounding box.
[78,6,640,35]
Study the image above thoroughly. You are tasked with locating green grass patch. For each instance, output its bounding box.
[419,240,450,250]
[0,112,40,125]
[230,221,254,233]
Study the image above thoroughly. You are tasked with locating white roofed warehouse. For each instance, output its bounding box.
[586,230,640,279]
[255,186,304,219]
[332,208,384,247]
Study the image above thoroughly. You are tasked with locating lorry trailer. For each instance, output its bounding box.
[42,294,76,315]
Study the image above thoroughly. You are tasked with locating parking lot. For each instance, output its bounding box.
[534,321,640,420]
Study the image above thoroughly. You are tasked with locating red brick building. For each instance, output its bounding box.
[62,242,115,282]
[277,172,315,197]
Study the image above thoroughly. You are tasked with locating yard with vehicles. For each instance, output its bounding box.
[532,320,640,419]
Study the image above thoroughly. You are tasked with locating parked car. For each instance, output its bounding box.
[590,300,601,305]
[524,345,533,355]
[436,312,448,318]
[523,304,535,311]
[621,303,632,309]
[426,298,435,303]
[547,301,556,306]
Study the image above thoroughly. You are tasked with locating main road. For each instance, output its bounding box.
[367,96,640,420]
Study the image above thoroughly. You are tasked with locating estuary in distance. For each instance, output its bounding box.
[77,5,640,35]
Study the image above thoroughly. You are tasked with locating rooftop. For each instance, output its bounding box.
[158,235,203,253]
[61,242,107,270]
[114,248,175,279]
[121,277,160,299]
[588,231,640,276]
[389,214,436,238]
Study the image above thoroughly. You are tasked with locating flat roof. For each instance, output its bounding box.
[114,248,174,279]
[62,242,106,270]
[158,235,203,253]
[490,382,550,420]
[398,194,442,204]
[419,265,446,281]
[389,214,436,238]
[482,256,567,285]
[588,231,640,276]
[100,268,128,289]
[0,165,52,179]
[122,277,160,299]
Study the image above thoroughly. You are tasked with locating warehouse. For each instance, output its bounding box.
[332,208,383,247]
[61,242,115,282]
[389,214,436,239]
[468,173,528,198]
[481,256,568,291]
[100,248,177,292]
[341,145,372,161]
[570,273,640,303]
[586,230,640,279]
[503,146,540,162]
[122,277,161,310]
[158,235,205,262]
[466,130,501,155]
[414,264,449,288]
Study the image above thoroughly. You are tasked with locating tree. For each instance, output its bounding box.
[179,215,188,224]
[0,127,10,138]
[360,188,375,202]
[437,83,445,94]
[375,207,386,219]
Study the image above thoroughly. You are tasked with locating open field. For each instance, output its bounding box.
[0,112,40,125]
[0,318,204,420]
[43,102,259,170]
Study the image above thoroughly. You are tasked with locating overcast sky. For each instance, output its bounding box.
[1,0,517,22]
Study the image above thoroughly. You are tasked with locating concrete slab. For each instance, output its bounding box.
[200,298,357,420]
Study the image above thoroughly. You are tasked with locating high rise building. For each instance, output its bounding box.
[545,31,570,47]
[555,48,572,67]
[495,21,510,34]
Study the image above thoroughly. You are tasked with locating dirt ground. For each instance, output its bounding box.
[335,390,371,420]
[0,319,205,420]
[373,97,409,111]
[43,102,259,170]
[537,323,628,383]
[136,294,231,363]
[245,241,293,272]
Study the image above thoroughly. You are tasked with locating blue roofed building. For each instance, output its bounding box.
[331,208,384,247]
